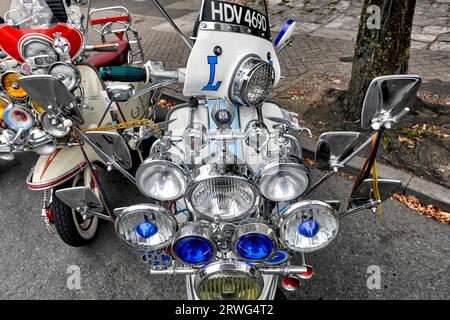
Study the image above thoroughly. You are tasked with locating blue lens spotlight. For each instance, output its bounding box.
[236,233,275,260]
[136,221,158,239]
[298,219,320,238]
[232,219,277,262]
[172,223,216,265]
[173,236,214,265]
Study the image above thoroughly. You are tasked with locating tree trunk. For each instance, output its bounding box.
[341,0,416,121]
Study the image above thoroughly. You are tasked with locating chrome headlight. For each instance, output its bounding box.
[21,37,57,64]
[278,201,339,253]
[185,162,260,222]
[230,57,275,107]
[256,155,310,202]
[41,113,71,138]
[135,157,188,201]
[172,223,216,266]
[194,260,263,300]
[49,62,81,91]
[115,204,177,251]
[232,219,277,262]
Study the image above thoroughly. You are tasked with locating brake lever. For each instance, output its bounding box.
[265,116,312,137]
[126,79,177,104]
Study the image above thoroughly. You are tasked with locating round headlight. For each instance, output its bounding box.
[1,71,28,100]
[230,57,275,107]
[194,260,263,300]
[2,105,34,131]
[115,204,177,251]
[21,37,57,61]
[232,219,277,262]
[256,155,310,202]
[135,158,188,201]
[49,62,81,91]
[172,223,216,265]
[185,162,260,222]
[41,113,71,138]
[278,201,339,253]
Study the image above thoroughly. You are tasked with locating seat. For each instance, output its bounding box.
[85,41,130,70]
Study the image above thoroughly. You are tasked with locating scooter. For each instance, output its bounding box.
[0,0,151,244]
[50,0,422,300]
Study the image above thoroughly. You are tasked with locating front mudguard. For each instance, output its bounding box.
[26,144,104,191]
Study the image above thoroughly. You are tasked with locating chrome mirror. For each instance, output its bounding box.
[106,83,135,102]
[352,179,403,207]
[55,187,103,214]
[341,179,402,218]
[85,131,132,169]
[275,19,296,53]
[19,75,84,125]
[315,132,360,171]
[361,75,422,130]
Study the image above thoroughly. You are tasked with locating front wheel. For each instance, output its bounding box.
[52,174,99,247]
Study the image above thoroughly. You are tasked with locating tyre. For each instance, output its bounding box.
[52,173,99,247]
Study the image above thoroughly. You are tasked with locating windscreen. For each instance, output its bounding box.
[5,0,60,29]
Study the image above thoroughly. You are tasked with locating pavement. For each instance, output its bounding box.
[0,0,448,301]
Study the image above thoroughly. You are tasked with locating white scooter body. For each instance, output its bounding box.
[27,64,149,190]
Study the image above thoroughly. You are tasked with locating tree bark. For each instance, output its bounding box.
[341,0,416,121]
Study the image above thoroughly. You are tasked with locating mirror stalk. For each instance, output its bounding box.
[340,200,381,218]
[151,0,193,50]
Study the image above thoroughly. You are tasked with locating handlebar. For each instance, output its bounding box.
[99,66,147,83]
[84,43,119,52]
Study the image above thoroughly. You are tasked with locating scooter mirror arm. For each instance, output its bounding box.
[83,208,114,222]
[339,200,382,219]
[74,128,137,184]
[275,36,295,55]
[151,0,193,50]
[304,132,378,196]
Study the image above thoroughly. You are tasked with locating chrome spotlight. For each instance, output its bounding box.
[135,155,188,201]
[194,260,264,300]
[49,62,81,91]
[184,160,261,222]
[278,200,339,253]
[232,219,277,262]
[244,120,270,151]
[41,113,71,138]
[230,57,275,107]
[28,128,56,155]
[171,222,216,266]
[115,204,177,251]
[255,155,310,202]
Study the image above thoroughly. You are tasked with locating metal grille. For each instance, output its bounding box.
[245,62,275,106]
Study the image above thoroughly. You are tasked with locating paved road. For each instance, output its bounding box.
[0,152,448,300]
[0,0,448,300]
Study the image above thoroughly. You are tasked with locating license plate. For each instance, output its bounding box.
[201,0,270,40]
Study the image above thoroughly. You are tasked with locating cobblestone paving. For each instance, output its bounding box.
[127,0,450,87]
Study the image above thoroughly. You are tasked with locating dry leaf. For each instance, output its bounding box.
[392,193,450,225]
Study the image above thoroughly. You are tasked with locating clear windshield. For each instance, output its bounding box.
[5,0,59,29]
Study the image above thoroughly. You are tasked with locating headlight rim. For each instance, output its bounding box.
[20,36,57,62]
[278,200,340,253]
[135,157,189,201]
[171,222,217,266]
[114,203,177,251]
[231,219,278,262]
[229,55,275,107]
[255,154,311,202]
[1,70,28,100]
[184,162,261,222]
[48,62,81,92]
[194,259,264,301]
